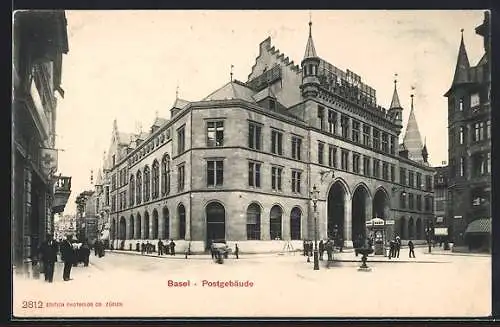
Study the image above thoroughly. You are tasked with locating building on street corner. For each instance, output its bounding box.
[12,10,72,277]
[94,19,435,253]
[444,11,491,251]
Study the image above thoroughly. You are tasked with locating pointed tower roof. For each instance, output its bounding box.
[303,19,318,60]
[451,30,471,85]
[95,168,103,186]
[389,76,402,109]
[403,93,425,164]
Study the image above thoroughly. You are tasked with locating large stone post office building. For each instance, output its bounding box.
[96,21,435,253]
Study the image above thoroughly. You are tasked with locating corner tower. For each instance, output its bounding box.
[300,19,320,98]
[387,75,403,134]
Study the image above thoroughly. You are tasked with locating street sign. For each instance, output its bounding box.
[385,219,395,225]
[454,215,463,219]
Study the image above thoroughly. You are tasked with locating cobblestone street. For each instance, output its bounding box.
[13,247,490,318]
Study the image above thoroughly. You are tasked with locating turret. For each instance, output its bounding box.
[387,75,403,134]
[300,19,320,98]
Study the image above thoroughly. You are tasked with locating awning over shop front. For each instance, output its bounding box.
[465,218,491,234]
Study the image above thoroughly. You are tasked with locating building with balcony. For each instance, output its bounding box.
[96,20,435,253]
[445,12,491,251]
[12,10,71,276]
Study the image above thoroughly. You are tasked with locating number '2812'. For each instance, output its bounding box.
[22,301,44,309]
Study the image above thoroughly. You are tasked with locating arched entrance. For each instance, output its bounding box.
[206,202,225,246]
[144,211,150,239]
[178,204,186,240]
[136,213,142,239]
[129,215,135,239]
[352,185,370,242]
[111,218,116,240]
[270,205,283,240]
[327,181,347,240]
[119,217,126,240]
[290,207,301,240]
[163,207,169,239]
[416,218,422,239]
[373,188,390,219]
[152,209,159,239]
[408,217,415,240]
[246,203,261,240]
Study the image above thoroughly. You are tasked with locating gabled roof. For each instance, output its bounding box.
[203,81,256,103]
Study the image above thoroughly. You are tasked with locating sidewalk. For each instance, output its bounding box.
[426,247,490,257]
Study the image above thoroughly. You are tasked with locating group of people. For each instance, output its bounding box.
[37,234,93,283]
[303,240,336,262]
[135,239,177,256]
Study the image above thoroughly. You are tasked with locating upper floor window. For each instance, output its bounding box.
[129,175,135,206]
[318,142,324,165]
[152,160,159,199]
[372,159,380,178]
[408,171,415,188]
[207,160,224,187]
[390,165,395,182]
[353,153,360,174]
[328,110,337,134]
[416,173,422,190]
[352,121,360,143]
[271,166,283,191]
[400,167,406,185]
[178,164,185,191]
[318,106,325,130]
[271,130,283,155]
[470,93,480,108]
[248,162,261,188]
[291,136,302,160]
[112,155,116,167]
[390,135,396,155]
[248,122,262,150]
[328,145,337,168]
[161,155,170,196]
[382,162,389,180]
[373,129,380,150]
[459,98,464,111]
[363,156,370,176]
[177,126,185,154]
[381,133,389,153]
[416,194,422,211]
[487,120,491,139]
[341,115,349,138]
[143,166,151,201]
[291,170,301,193]
[341,150,349,171]
[363,125,370,147]
[408,193,414,210]
[399,192,406,209]
[111,174,116,190]
[425,175,433,191]
[459,126,465,145]
[105,186,110,206]
[207,121,224,147]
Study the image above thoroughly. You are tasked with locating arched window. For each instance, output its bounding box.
[152,160,159,199]
[161,155,170,196]
[290,207,301,240]
[144,166,150,202]
[270,205,282,240]
[129,175,135,206]
[136,171,142,204]
[246,203,261,240]
[178,204,186,240]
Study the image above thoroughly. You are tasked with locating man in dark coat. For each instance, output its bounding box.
[389,239,395,259]
[395,236,401,258]
[60,236,75,281]
[318,240,324,260]
[39,234,58,283]
[81,241,91,266]
[408,240,416,258]
[158,239,164,256]
[234,243,239,259]
[169,239,176,256]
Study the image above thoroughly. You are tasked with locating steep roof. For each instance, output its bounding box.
[451,32,471,85]
[389,79,402,109]
[172,98,190,110]
[303,21,318,60]
[152,117,168,127]
[402,96,425,164]
[203,81,256,103]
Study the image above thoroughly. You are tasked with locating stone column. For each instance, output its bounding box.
[335,113,341,136]
[141,214,146,239]
[282,208,290,240]
[344,195,353,247]
[347,117,353,141]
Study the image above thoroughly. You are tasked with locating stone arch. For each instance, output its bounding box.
[290,206,302,240]
[246,202,262,240]
[351,183,371,244]
[144,211,150,239]
[119,216,126,240]
[373,187,390,219]
[178,203,186,240]
[327,179,350,240]
[270,204,284,240]
[135,213,142,239]
[129,215,135,239]
[162,206,170,239]
[152,209,159,239]
[205,201,226,246]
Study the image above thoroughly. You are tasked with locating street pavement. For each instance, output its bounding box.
[13,247,491,318]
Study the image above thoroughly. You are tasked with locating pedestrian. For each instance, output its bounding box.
[395,237,401,258]
[326,240,333,262]
[303,240,307,256]
[158,239,164,256]
[338,236,344,253]
[141,242,145,255]
[169,239,176,256]
[319,240,324,260]
[309,241,313,256]
[81,240,91,267]
[94,240,99,256]
[235,243,239,259]
[389,239,395,259]
[408,240,415,258]
[60,236,75,281]
[39,234,58,283]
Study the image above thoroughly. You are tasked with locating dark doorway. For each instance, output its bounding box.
[373,188,389,219]
[119,217,126,240]
[178,204,186,240]
[290,207,301,240]
[206,202,225,247]
[163,207,169,239]
[352,185,369,242]
[327,182,346,240]
[136,213,141,239]
[144,212,150,239]
[129,215,135,239]
[270,205,283,240]
[152,209,159,239]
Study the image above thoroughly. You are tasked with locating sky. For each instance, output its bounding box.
[55,10,486,215]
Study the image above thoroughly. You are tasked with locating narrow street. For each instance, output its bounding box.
[14,248,490,318]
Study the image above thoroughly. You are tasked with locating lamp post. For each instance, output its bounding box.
[310,185,320,271]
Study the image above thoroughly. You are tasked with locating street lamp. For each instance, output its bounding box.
[310,184,320,271]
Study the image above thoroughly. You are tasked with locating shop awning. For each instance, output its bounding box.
[465,218,491,234]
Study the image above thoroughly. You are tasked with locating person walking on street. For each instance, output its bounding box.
[408,240,416,258]
[158,239,164,256]
[389,239,395,259]
[60,236,75,281]
[169,239,176,256]
[235,243,239,259]
[303,240,307,256]
[395,236,401,258]
[39,234,58,283]
[319,240,324,260]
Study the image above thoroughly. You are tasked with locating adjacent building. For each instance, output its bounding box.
[433,165,449,242]
[445,11,491,251]
[12,10,71,276]
[95,20,435,253]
